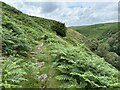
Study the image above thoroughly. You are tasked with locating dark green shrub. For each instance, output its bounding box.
[95,43,110,57]
[51,22,66,37]
[105,52,120,70]
[86,39,99,52]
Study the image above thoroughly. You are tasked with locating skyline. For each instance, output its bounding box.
[1,0,119,26]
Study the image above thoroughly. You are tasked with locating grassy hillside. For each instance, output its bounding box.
[70,22,118,39]
[1,1,120,89]
[70,22,120,71]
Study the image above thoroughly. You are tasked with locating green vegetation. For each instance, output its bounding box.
[1,1,120,89]
[70,22,120,71]
[70,23,118,39]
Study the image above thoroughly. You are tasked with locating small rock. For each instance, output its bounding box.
[40,43,44,47]
[37,74,48,81]
[35,62,45,67]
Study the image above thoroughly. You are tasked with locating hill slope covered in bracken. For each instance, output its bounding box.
[1,1,120,89]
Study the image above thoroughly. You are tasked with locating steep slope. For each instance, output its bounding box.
[2,1,66,56]
[70,22,120,70]
[1,2,120,89]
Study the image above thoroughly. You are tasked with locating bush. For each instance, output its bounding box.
[105,52,120,70]
[86,39,99,52]
[95,43,110,57]
[51,22,66,37]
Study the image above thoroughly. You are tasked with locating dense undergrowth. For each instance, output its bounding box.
[1,1,120,89]
[45,33,120,88]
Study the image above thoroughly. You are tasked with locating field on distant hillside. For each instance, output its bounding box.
[70,23,118,39]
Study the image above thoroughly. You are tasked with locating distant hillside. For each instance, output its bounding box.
[70,22,118,39]
[1,1,120,89]
[70,22,120,70]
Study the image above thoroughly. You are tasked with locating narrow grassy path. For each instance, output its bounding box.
[28,41,60,88]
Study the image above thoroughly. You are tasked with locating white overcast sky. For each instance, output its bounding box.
[1,0,119,26]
